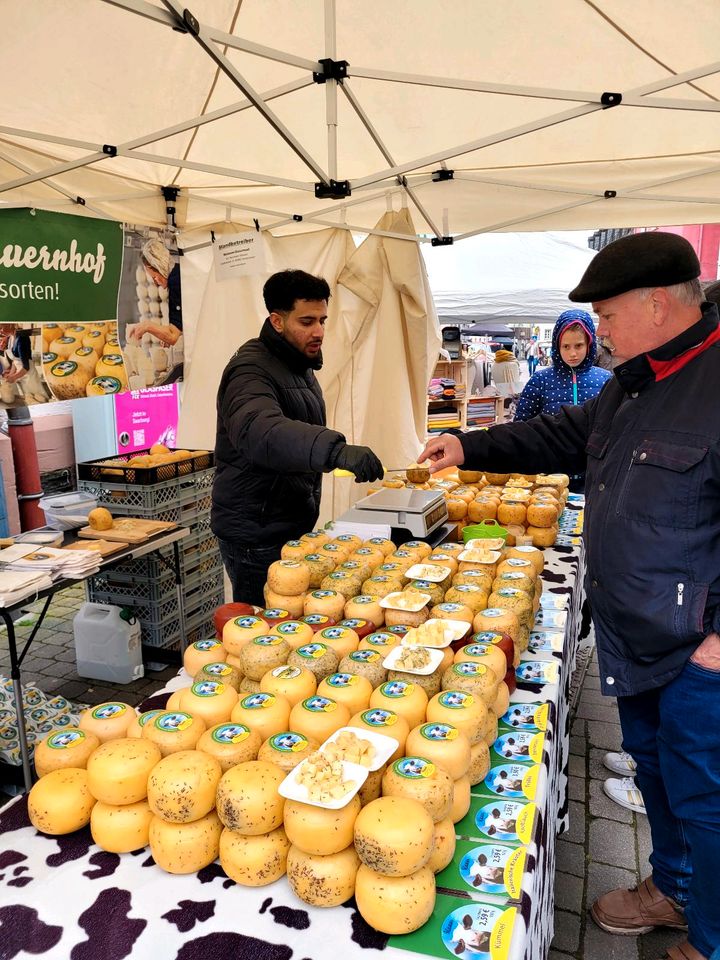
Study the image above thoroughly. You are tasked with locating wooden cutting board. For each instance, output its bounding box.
[77,518,177,543]
[63,539,126,557]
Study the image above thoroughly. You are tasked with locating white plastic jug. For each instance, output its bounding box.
[73,602,144,684]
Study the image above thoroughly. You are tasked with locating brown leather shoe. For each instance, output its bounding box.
[665,940,707,960]
[590,876,687,935]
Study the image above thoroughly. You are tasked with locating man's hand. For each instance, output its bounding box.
[333,444,384,483]
[3,365,26,384]
[419,434,465,474]
[690,632,720,672]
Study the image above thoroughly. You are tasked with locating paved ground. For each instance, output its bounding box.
[0,585,683,960]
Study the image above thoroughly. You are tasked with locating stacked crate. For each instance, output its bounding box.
[78,462,223,653]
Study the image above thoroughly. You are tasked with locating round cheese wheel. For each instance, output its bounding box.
[348,708,409,763]
[426,689,488,745]
[492,682,510,719]
[91,798,153,853]
[453,568,495,591]
[269,619,315,650]
[216,760,285,834]
[223,616,269,656]
[287,844,360,907]
[473,608,521,647]
[82,329,106,350]
[267,559,311,595]
[369,680,428,730]
[468,739,491,785]
[317,673,373,716]
[79,701,134,743]
[147,749,222,823]
[468,499,497,522]
[451,775,471,823]
[344,595,384,628]
[219,824,290,886]
[284,794,361,855]
[354,863,436,933]
[482,710,499,746]
[141,711,207,757]
[427,816,456,873]
[375,561,406,579]
[302,553,337,587]
[316,625,360,659]
[231,691,291,741]
[178,680,239,727]
[403,540,433,560]
[446,497,468,521]
[338,560,373,583]
[386,668,442,700]
[28,768,96,835]
[50,334,80,358]
[321,571,363,599]
[258,731,320,772]
[453,642,507,680]
[300,530,331,548]
[260,665,317,707]
[382,757,453,822]
[240,635,291,680]
[426,552,459,575]
[487,588,533,628]
[239,677,261,694]
[493,571,536,598]
[442,661,500,705]
[281,540,310,561]
[287,641,339,681]
[470,631,515,671]
[358,630,400,653]
[431,602,474,626]
[404,579,444,608]
[497,501,527,526]
[304,590,346,620]
[196,722,262,772]
[503,544,545,574]
[350,545,385,568]
[405,722,471,780]
[289,695,350,742]
[263,589,306,618]
[495,557,538,582]
[194,660,243,692]
[86,737,161,805]
[527,524,558,548]
[319,541,352,564]
[334,533,364,550]
[354,796,433,877]
[149,809,222,874]
[358,766,385,806]
[438,542,464,555]
[384,606,429,629]
[34,728,100,777]
[339,649,387,689]
[364,537,396,557]
[444,584,489,614]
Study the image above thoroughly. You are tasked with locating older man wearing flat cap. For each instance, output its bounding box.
[420,231,720,960]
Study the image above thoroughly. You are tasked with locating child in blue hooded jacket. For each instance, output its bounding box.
[514,309,612,422]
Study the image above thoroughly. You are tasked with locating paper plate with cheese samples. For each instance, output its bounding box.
[404,563,453,583]
[383,644,445,676]
[278,755,368,809]
[402,618,471,648]
[320,725,397,772]
[379,591,432,612]
[457,548,502,564]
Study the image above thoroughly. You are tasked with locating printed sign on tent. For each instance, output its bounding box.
[114,384,179,454]
[212,231,266,281]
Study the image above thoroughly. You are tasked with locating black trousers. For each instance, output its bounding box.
[217,539,282,608]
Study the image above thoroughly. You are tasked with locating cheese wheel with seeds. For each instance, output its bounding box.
[302,552,336,587]
[141,711,206,757]
[495,556,538,581]
[405,722,471,780]
[79,701,134,743]
[216,760,285,834]
[453,642,507,679]
[442,661,500,705]
[350,546,385,568]
[354,863,436,934]
[473,608,521,647]
[194,660,243,691]
[354,796,433,877]
[358,630,400,654]
[267,560,310,595]
[34,729,100,777]
[468,739,491,785]
[284,794,361,856]
[288,695,350,742]
[149,810,222,874]
[338,649,387,688]
[527,524,558,548]
[196,722,262,772]
[223,616,269,656]
[281,539,310,561]
[482,710,498,747]
[426,689,488,744]
[239,677,261,694]
[358,766,385,806]
[362,575,404,598]
[369,679,428,729]
[147,749,222,823]
[300,530,331,548]
[444,584,489,614]
[487,588,533,628]
[239,635,291,680]
[28,768,96,835]
[86,737,162,805]
[445,497,468,521]
[348,708,409,763]
[405,579,444,607]
[492,572,535,597]
[304,589,346,620]
[452,568,495,591]
[451,775,471,822]
[527,502,559,528]
[220,824,290,886]
[468,499,497,522]
[502,544,545,574]
[288,642,340,681]
[91,799,153,853]
[231,691,291,741]
[427,816,456,873]
[364,536,396,557]
[286,844,360,907]
[317,672,373,716]
[260,665,317,707]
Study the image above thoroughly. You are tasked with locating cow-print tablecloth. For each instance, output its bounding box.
[0,539,586,960]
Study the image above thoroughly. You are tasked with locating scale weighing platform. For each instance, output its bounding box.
[339,487,449,542]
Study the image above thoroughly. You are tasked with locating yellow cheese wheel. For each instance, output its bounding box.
[269,619,315,650]
[230,691,291,741]
[141,711,207,757]
[239,635,291,680]
[223,616,269,656]
[219,824,290,886]
[527,524,558,548]
[404,579,445,607]
[364,537,397,557]
[216,759,285,835]
[50,334,80,358]
[304,590,346,620]
[427,816,456,874]
[86,737,161,805]
[350,546,385,568]
[81,329,106,350]
[369,679,428,730]
[165,689,185,711]
[300,530,331,548]
[496,557,538,581]
[355,863,436,933]
[354,796,433,877]
[444,584,489,614]
[91,798,154,853]
[288,696,351,742]
[183,638,227,675]
[79,702,134,743]
[284,794,361,855]
[503,544,545,574]
[338,560,373,583]
[453,642,507,680]
[127,710,168,739]
[149,809,222,874]
[405,722,471,780]
[381,757,453,822]
[358,630,400,653]
[430,602,474,626]
[497,501,527,526]
[483,710,499,747]
[348,708,409,763]
[28,768,96,835]
[442,661,500,705]
[446,497,468,521]
[177,680,239,727]
[487,588,534,628]
[287,843,360,907]
[468,739,491,785]
[258,732,320,772]
[334,533,364,550]
[267,560,311,595]
[338,649,387,688]
[492,682,510,719]
[282,539,310,561]
[316,673,372,716]
[147,749,222,823]
[453,568,495,591]
[344,595,384,628]
[451,775,471,822]
[426,689,488,745]
[473,607,521,647]
[196,722,262,772]
[34,728,100,777]
[264,589,306,618]
[492,572,536,600]
[260,665,317,707]
[95,354,127,386]
[302,553,337,587]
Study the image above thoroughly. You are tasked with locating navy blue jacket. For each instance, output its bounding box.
[515,310,612,421]
[459,304,720,696]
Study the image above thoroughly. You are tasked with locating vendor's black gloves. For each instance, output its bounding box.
[333,443,384,483]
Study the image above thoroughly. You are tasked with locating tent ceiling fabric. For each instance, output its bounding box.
[3,0,720,238]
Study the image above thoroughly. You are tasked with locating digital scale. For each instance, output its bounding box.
[339,488,449,542]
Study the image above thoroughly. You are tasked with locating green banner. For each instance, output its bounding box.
[0,209,123,323]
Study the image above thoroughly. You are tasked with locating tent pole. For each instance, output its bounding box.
[324,0,338,181]
[122,148,314,192]
[0,149,107,216]
[453,197,601,240]
[0,151,107,196]
[185,194,297,222]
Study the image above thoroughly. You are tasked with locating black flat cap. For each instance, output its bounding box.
[569,232,701,303]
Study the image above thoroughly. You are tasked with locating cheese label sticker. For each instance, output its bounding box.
[378,564,401,573]
[368,538,390,546]
[455,843,527,900]
[57,336,76,345]
[335,535,357,543]
[50,360,79,377]
[138,710,163,728]
[90,377,122,394]
[497,588,523,598]
[303,531,325,540]
[456,584,481,594]
[386,624,410,635]
[438,690,474,709]
[155,712,193,732]
[482,609,506,618]
[441,902,517,960]
[263,608,290,619]
[341,562,363,571]
[516,660,560,685]
[506,558,531,568]
[42,352,58,363]
[302,614,331,626]
[326,673,357,688]
[453,662,488,677]
[285,540,303,548]
[270,666,301,679]
[406,541,425,549]
[480,763,540,801]
[499,572,527,582]
[394,757,435,779]
[394,550,412,558]
[279,560,301,569]
[193,639,222,651]
[365,633,394,647]
[501,703,549,732]
[253,635,284,646]
[240,693,275,709]
[438,603,463,613]
[297,643,329,660]
[269,732,308,753]
[327,572,350,581]
[361,708,398,727]
[191,681,225,698]
[91,703,128,720]
[101,354,124,366]
[47,730,86,750]
[493,731,545,764]
[474,799,537,845]
[381,680,415,698]
[275,622,302,636]
[473,632,506,646]
[303,696,337,713]
[203,662,233,676]
[354,548,375,556]
[528,631,565,654]
[464,643,494,658]
[341,619,369,630]
[353,596,375,605]
[322,544,342,554]
[311,590,336,599]
[320,627,350,642]
[420,722,458,742]
[349,649,381,664]
[212,723,250,744]
[75,347,95,357]
[234,617,264,630]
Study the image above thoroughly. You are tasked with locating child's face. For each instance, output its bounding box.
[559,327,588,367]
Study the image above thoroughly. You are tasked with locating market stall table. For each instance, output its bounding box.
[0,532,586,960]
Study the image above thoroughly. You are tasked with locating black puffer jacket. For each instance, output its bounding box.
[212,319,345,545]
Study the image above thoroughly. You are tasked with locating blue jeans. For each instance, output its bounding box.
[617,660,720,958]
[217,539,281,608]
[527,357,538,376]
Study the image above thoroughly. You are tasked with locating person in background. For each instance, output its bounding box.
[491,348,522,397]
[526,335,540,375]
[595,341,615,370]
[419,232,720,960]
[212,269,384,606]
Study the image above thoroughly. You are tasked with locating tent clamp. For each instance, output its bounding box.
[315,179,351,199]
[293,214,303,222]
[604,190,617,199]
[163,186,180,228]
[182,8,200,37]
[601,92,622,108]
[431,236,454,246]
[313,58,349,84]
[75,197,86,206]
[431,169,454,182]
[103,144,118,157]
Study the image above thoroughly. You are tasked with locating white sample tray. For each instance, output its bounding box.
[401,617,469,648]
[380,591,431,612]
[383,644,444,675]
[457,548,502,564]
[278,757,368,809]
[320,725,398,772]
[404,563,452,583]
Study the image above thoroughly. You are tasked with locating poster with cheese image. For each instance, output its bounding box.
[435,839,529,903]
[454,795,537,846]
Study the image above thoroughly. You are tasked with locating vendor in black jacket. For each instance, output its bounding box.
[420,233,720,960]
[212,269,383,607]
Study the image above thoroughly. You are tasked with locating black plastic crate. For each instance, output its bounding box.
[78,449,214,485]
